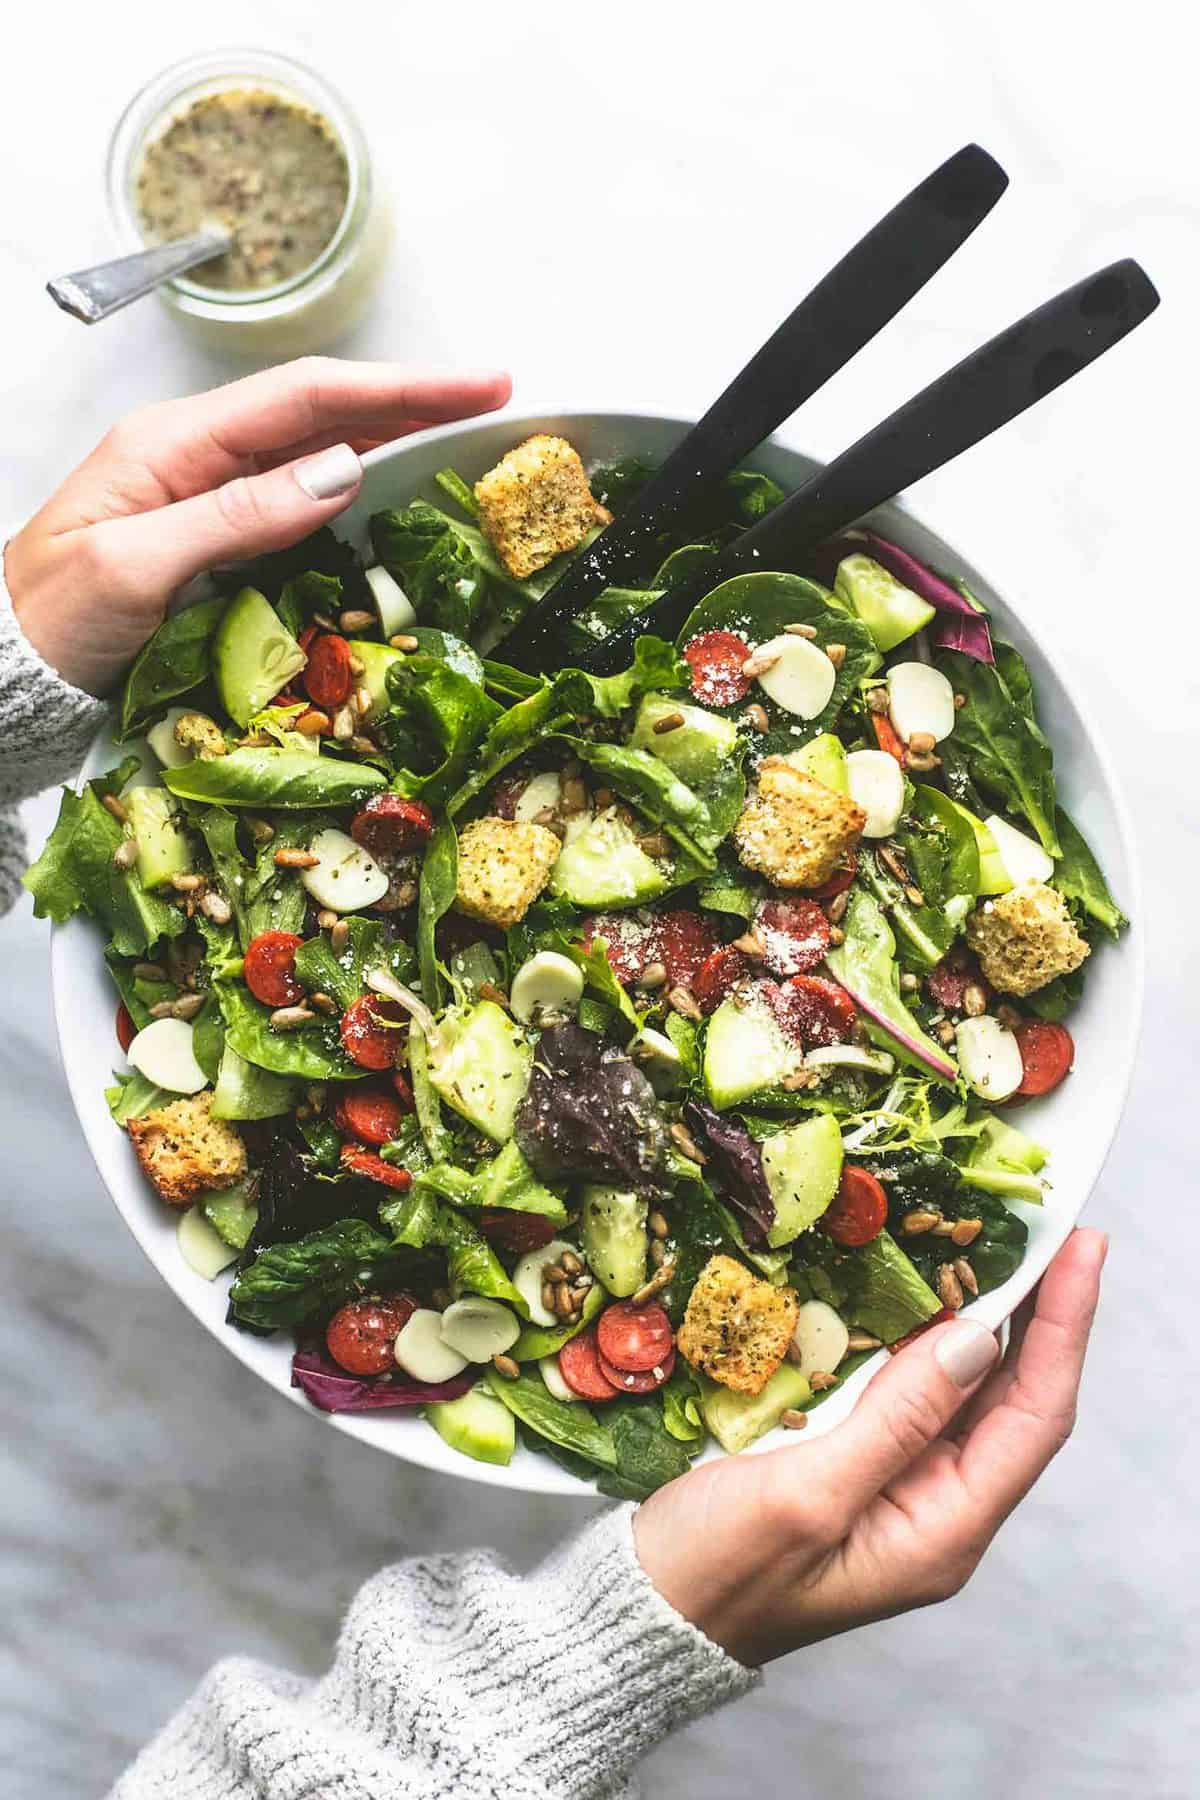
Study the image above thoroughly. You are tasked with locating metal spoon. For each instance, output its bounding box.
[46,227,232,324]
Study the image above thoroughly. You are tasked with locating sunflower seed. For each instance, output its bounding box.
[936,1263,965,1311]
[951,1218,984,1247]
[269,1005,316,1031]
[111,837,140,871]
[780,1408,809,1430]
[339,609,375,633]
[901,1209,942,1236]
[954,1257,979,1298]
[101,794,129,824]
[274,847,319,869]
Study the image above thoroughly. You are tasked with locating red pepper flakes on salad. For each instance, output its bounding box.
[28,435,1127,1490]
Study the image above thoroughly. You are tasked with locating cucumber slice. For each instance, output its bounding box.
[177,1205,238,1280]
[202,1178,259,1250]
[629,693,738,784]
[425,1386,515,1466]
[365,565,416,636]
[835,553,935,653]
[549,808,670,908]
[426,1001,533,1142]
[513,1238,578,1327]
[212,587,307,728]
[948,800,1012,896]
[212,1044,298,1120]
[780,731,848,793]
[760,1113,844,1247]
[703,989,800,1108]
[539,1356,581,1403]
[580,1186,648,1298]
[699,1364,812,1454]
[347,640,403,722]
[125,786,193,890]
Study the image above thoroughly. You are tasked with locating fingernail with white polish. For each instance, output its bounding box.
[295,443,362,501]
[935,1320,1000,1388]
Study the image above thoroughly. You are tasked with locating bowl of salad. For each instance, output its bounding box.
[36,408,1140,1496]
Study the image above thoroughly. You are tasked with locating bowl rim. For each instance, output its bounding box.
[50,402,1145,1496]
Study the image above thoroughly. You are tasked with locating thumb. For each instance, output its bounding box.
[807,1317,1000,1517]
[95,443,363,596]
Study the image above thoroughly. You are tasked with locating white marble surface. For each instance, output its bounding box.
[2,4,1198,1795]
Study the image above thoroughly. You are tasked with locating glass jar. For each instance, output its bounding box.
[106,48,390,357]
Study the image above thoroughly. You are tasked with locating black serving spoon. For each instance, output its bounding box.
[574,258,1159,675]
[498,143,1008,671]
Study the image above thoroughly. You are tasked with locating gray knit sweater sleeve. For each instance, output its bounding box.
[110,1504,758,1799]
[0,566,110,908]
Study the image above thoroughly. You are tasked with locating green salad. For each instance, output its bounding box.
[26,434,1127,1495]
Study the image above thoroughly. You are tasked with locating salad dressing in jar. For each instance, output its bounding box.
[106,50,390,356]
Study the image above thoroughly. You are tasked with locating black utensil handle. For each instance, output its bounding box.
[500,143,1008,669]
[581,258,1159,673]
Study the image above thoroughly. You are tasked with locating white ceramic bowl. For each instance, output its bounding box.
[52,408,1143,1495]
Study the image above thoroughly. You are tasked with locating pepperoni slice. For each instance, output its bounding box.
[887,1308,955,1355]
[655,911,722,986]
[1014,1019,1074,1097]
[683,629,753,706]
[598,1346,676,1393]
[578,912,661,985]
[756,897,832,977]
[297,624,319,653]
[770,974,857,1047]
[805,853,858,900]
[391,1070,416,1112]
[304,633,354,709]
[821,1165,888,1247]
[350,794,436,859]
[334,1084,406,1147]
[244,931,306,1006]
[692,945,754,1015]
[558,1328,622,1401]
[116,1002,137,1053]
[326,1295,416,1375]
[926,950,989,1012]
[596,1301,674,1373]
[478,1210,561,1256]
[340,995,404,1070]
[871,711,907,765]
[339,1144,413,1189]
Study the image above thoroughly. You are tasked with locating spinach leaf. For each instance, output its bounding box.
[105,1069,167,1123]
[936,651,1060,856]
[275,570,343,639]
[724,469,786,524]
[293,918,415,1012]
[696,863,759,922]
[404,1145,567,1223]
[908,785,981,903]
[371,500,521,638]
[105,952,155,1032]
[678,571,878,752]
[801,1228,942,1345]
[25,762,187,956]
[1026,965,1087,1022]
[590,458,655,512]
[191,995,226,1083]
[381,652,501,807]
[381,1187,527,1312]
[565,737,743,867]
[993,639,1038,720]
[229,1219,399,1329]
[595,1402,694,1499]
[482,1368,618,1468]
[164,746,387,810]
[481,658,543,703]
[117,595,229,739]
[1053,807,1127,938]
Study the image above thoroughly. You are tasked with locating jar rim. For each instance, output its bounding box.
[105,48,371,320]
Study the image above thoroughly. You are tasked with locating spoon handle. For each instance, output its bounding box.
[580,258,1160,672]
[500,143,1008,668]
[46,229,233,324]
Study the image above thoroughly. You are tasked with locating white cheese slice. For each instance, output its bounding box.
[127,1018,207,1094]
[845,748,906,838]
[887,662,957,744]
[300,827,389,913]
[754,635,837,719]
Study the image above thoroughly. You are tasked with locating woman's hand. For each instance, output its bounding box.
[3,358,511,697]
[636,1228,1106,1668]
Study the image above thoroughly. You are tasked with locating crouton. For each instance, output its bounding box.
[965,879,1090,997]
[474,435,612,580]
[455,816,561,930]
[174,712,226,760]
[733,757,865,890]
[128,1091,247,1207]
[677,1253,800,1396]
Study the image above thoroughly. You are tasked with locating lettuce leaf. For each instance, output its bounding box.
[25,761,187,956]
[229,1219,400,1329]
[935,651,1060,857]
[117,595,229,740]
[1053,807,1127,938]
[825,888,958,1082]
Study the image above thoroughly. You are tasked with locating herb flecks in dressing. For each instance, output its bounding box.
[136,89,350,291]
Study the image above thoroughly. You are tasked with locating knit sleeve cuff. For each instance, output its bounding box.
[319,1502,760,1799]
[0,551,109,805]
